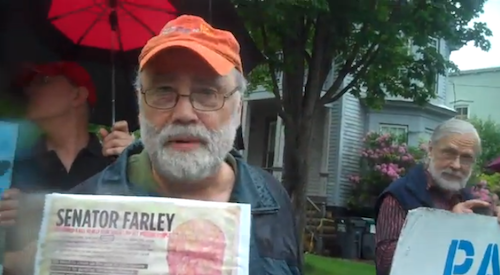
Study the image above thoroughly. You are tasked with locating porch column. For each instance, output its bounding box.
[272,116,285,180]
[241,100,251,160]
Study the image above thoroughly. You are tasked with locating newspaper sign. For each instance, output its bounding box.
[390,208,500,275]
[0,121,19,275]
[35,194,251,275]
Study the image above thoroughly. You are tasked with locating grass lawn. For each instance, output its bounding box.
[305,254,376,275]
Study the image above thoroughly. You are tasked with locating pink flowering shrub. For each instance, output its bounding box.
[347,132,426,210]
[470,180,498,215]
[471,180,492,202]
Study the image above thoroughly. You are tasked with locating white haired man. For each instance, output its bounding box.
[374,118,498,275]
[6,15,303,275]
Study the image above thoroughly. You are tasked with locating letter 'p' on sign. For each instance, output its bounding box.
[442,239,500,275]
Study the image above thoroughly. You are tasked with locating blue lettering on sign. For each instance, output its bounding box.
[443,239,500,275]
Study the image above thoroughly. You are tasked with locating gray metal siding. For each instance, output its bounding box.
[326,102,342,206]
[306,107,327,197]
[330,93,365,206]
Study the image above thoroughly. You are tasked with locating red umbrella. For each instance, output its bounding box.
[20,0,263,126]
[47,0,178,51]
[44,0,181,123]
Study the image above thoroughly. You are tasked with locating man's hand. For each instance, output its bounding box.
[4,242,38,275]
[0,188,20,226]
[100,120,135,157]
[452,199,490,214]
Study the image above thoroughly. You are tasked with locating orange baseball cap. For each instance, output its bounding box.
[139,15,243,75]
[15,61,97,106]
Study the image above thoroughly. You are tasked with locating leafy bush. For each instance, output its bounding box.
[347,132,426,209]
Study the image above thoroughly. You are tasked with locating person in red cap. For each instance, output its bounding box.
[1,15,303,275]
[0,61,135,275]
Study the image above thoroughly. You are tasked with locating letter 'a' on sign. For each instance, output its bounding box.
[477,244,500,275]
[443,239,500,275]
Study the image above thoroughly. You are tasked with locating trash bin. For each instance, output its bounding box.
[361,218,376,260]
[335,217,368,259]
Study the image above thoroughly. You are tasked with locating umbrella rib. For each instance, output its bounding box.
[121,1,178,16]
[119,5,157,36]
[49,5,96,21]
[76,9,109,45]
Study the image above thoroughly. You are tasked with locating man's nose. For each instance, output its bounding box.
[450,156,461,170]
[171,94,198,123]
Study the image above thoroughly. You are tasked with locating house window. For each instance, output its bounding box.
[429,38,439,49]
[379,124,409,143]
[263,120,277,168]
[455,105,469,120]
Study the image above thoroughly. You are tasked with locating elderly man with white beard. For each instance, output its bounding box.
[4,15,302,275]
[52,15,297,275]
[374,118,499,275]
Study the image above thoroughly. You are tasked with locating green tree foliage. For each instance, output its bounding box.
[469,116,500,172]
[234,0,491,239]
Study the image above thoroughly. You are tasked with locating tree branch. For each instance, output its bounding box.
[319,22,369,105]
[320,0,404,105]
[303,15,331,114]
[327,45,381,103]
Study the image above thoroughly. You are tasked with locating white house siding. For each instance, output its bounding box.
[326,101,342,206]
[447,68,500,122]
[435,40,451,105]
[385,38,451,109]
[331,93,365,206]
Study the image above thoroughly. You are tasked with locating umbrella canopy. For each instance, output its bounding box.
[16,0,264,73]
[1,1,252,149]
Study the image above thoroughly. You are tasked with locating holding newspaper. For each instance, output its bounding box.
[1,15,302,275]
[35,194,251,275]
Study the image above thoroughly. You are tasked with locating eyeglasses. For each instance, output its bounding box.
[141,87,238,111]
[438,149,476,166]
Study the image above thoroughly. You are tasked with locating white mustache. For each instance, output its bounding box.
[441,169,464,178]
[156,124,212,144]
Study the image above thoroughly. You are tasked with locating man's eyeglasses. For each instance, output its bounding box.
[141,87,238,111]
[438,148,476,166]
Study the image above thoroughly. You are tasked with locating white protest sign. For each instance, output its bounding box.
[34,194,252,275]
[390,208,499,275]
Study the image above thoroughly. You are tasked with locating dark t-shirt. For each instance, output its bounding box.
[7,134,113,252]
[12,134,112,192]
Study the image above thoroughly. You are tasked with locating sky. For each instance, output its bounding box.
[450,0,500,70]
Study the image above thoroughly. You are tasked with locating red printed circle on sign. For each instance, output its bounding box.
[167,219,226,275]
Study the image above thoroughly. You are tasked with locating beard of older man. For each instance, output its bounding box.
[139,106,240,183]
[427,156,471,192]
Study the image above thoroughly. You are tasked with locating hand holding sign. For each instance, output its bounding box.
[452,199,490,214]
[0,188,20,226]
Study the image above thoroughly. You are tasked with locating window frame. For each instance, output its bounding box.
[379,123,409,143]
[454,105,469,120]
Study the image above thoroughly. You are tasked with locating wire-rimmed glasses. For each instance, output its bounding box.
[141,87,238,111]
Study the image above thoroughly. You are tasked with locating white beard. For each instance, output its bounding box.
[428,157,471,191]
[139,108,240,184]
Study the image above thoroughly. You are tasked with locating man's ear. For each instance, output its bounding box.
[74,86,89,106]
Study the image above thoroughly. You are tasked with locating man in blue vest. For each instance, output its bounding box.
[374,118,497,275]
[4,15,303,275]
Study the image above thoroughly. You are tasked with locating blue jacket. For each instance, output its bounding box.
[68,141,303,275]
[375,164,473,221]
